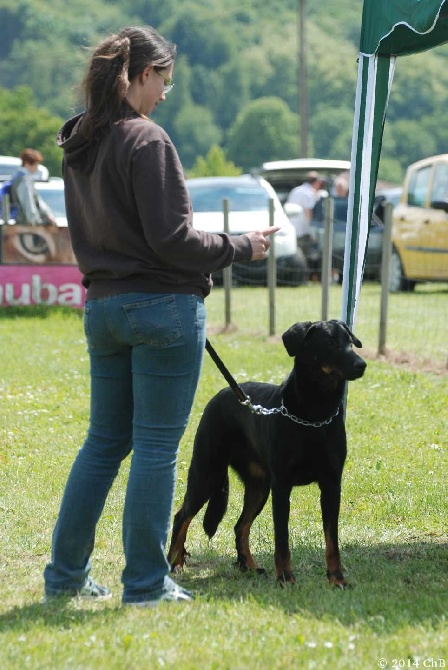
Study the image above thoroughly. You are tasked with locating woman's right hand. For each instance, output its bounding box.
[245,226,280,260]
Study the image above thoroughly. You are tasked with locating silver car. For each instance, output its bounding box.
[186,174,308,286]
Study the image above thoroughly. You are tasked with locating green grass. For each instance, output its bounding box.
[0,290,447,670]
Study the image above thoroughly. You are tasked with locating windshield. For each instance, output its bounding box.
[188,185,269,213]
[37,190,66,218]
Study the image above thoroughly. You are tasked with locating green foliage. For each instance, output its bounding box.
[0,1,448,181]
[173,103,222,167]
[227,97,300,170]
[187,145,242,178]
[0,86,64,175]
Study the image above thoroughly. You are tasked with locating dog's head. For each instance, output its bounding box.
[282,319,366,381]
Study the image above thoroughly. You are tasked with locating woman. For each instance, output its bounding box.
[43,25,277,607]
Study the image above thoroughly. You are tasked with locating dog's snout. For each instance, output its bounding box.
[354,358,367,376]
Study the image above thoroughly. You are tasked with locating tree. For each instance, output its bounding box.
[226,97,300,171]
[310,106,353,159]
[173,104,222,168]
[0,86,63,175]
[187,145,242,178]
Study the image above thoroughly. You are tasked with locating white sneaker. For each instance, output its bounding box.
[126,584,194,608]
[43,576,112,603]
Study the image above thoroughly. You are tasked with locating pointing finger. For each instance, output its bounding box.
[261,226,280,238]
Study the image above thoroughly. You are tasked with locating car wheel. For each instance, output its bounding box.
[277,249,309,286]
[389,248,416,292]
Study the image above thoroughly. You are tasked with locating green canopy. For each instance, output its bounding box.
[341,0,448,328]
[361,0,448,56]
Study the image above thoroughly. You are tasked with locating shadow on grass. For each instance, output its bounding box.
[0,599,122,632]
[412,283,448,295]
[0,541,445,634]
[171,539,447,631]
[0,306,83,319]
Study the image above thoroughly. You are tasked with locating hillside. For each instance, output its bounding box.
[0,0,447,180]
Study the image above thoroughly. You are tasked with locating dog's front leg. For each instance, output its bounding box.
[319,481,347,588]
[271,483,295,584]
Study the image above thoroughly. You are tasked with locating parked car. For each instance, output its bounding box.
[258,158,351,205]
[35,179,67,227]
[0,155,49,182]
[312,189,402,283]
[390,154,448,291]
[259,158,401,282]
[186,174,308,285]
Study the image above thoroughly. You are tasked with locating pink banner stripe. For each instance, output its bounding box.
[0,265,86,308]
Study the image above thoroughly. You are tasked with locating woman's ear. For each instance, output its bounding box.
[141,65,152,83]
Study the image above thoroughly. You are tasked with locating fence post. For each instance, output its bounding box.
[222,198,232,329]
[321,196,334,320]
[378,202,393,355]
[267,198,276,336]
[2,193,11,223]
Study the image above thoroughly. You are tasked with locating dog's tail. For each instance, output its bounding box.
[203,473,229,539]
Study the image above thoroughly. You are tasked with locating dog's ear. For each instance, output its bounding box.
[339,321,363,348]
[282,321,313,356]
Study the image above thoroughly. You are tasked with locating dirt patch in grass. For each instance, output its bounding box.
[360,347,448,375]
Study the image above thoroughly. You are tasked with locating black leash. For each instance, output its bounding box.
[205,338,249,404]
[205,338,339,427]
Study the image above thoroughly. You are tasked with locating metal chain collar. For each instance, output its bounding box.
[240,397,340,428]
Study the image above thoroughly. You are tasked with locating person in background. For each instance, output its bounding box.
[286,171,324,236]
[43,25,278,608]
[332,173,350,198]
[286,171,324,272]
[10,149,56,225]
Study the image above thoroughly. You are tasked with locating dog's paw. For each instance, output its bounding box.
[169,549,190,573]
[327,573,351,590]
[277,572,296,587]
[332,581,352,590]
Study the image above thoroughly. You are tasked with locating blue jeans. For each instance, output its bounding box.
[44,292,206,602]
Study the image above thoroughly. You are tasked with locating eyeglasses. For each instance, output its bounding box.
[155,69,174,95]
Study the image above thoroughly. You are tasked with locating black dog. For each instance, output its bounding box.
[168,320,366,587]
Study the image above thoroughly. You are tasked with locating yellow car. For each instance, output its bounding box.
[391,154,448,291]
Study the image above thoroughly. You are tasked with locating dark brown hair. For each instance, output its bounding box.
[80,26,177,140]
[20,148,43,165]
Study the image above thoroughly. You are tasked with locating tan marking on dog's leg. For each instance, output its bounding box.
[324,531,346,587]
[248,462,266,479]
[236,522,258,571]
[275,550,295,584]
[168,517,193,570]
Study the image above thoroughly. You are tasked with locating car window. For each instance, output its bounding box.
[0,164,19,180]
[312,196,348,224]
[37,189,66,217]
[189,186,269,212]
[407,166,431,207]
[431,162,448,203]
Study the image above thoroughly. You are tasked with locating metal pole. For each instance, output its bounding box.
[299,0,308,157]
[378,202,393,355]
[267,198,276,336]
[222,198,232,329]
[321,197,334,320]
[2,193,11,223]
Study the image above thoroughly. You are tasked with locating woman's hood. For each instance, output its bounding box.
[57,113,100,174]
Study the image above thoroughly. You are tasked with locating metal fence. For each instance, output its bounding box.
[207,202,448,372]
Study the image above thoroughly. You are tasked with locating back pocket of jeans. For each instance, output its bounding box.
[123,295,182,347]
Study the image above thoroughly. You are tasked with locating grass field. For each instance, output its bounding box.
[0,289,447,669]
